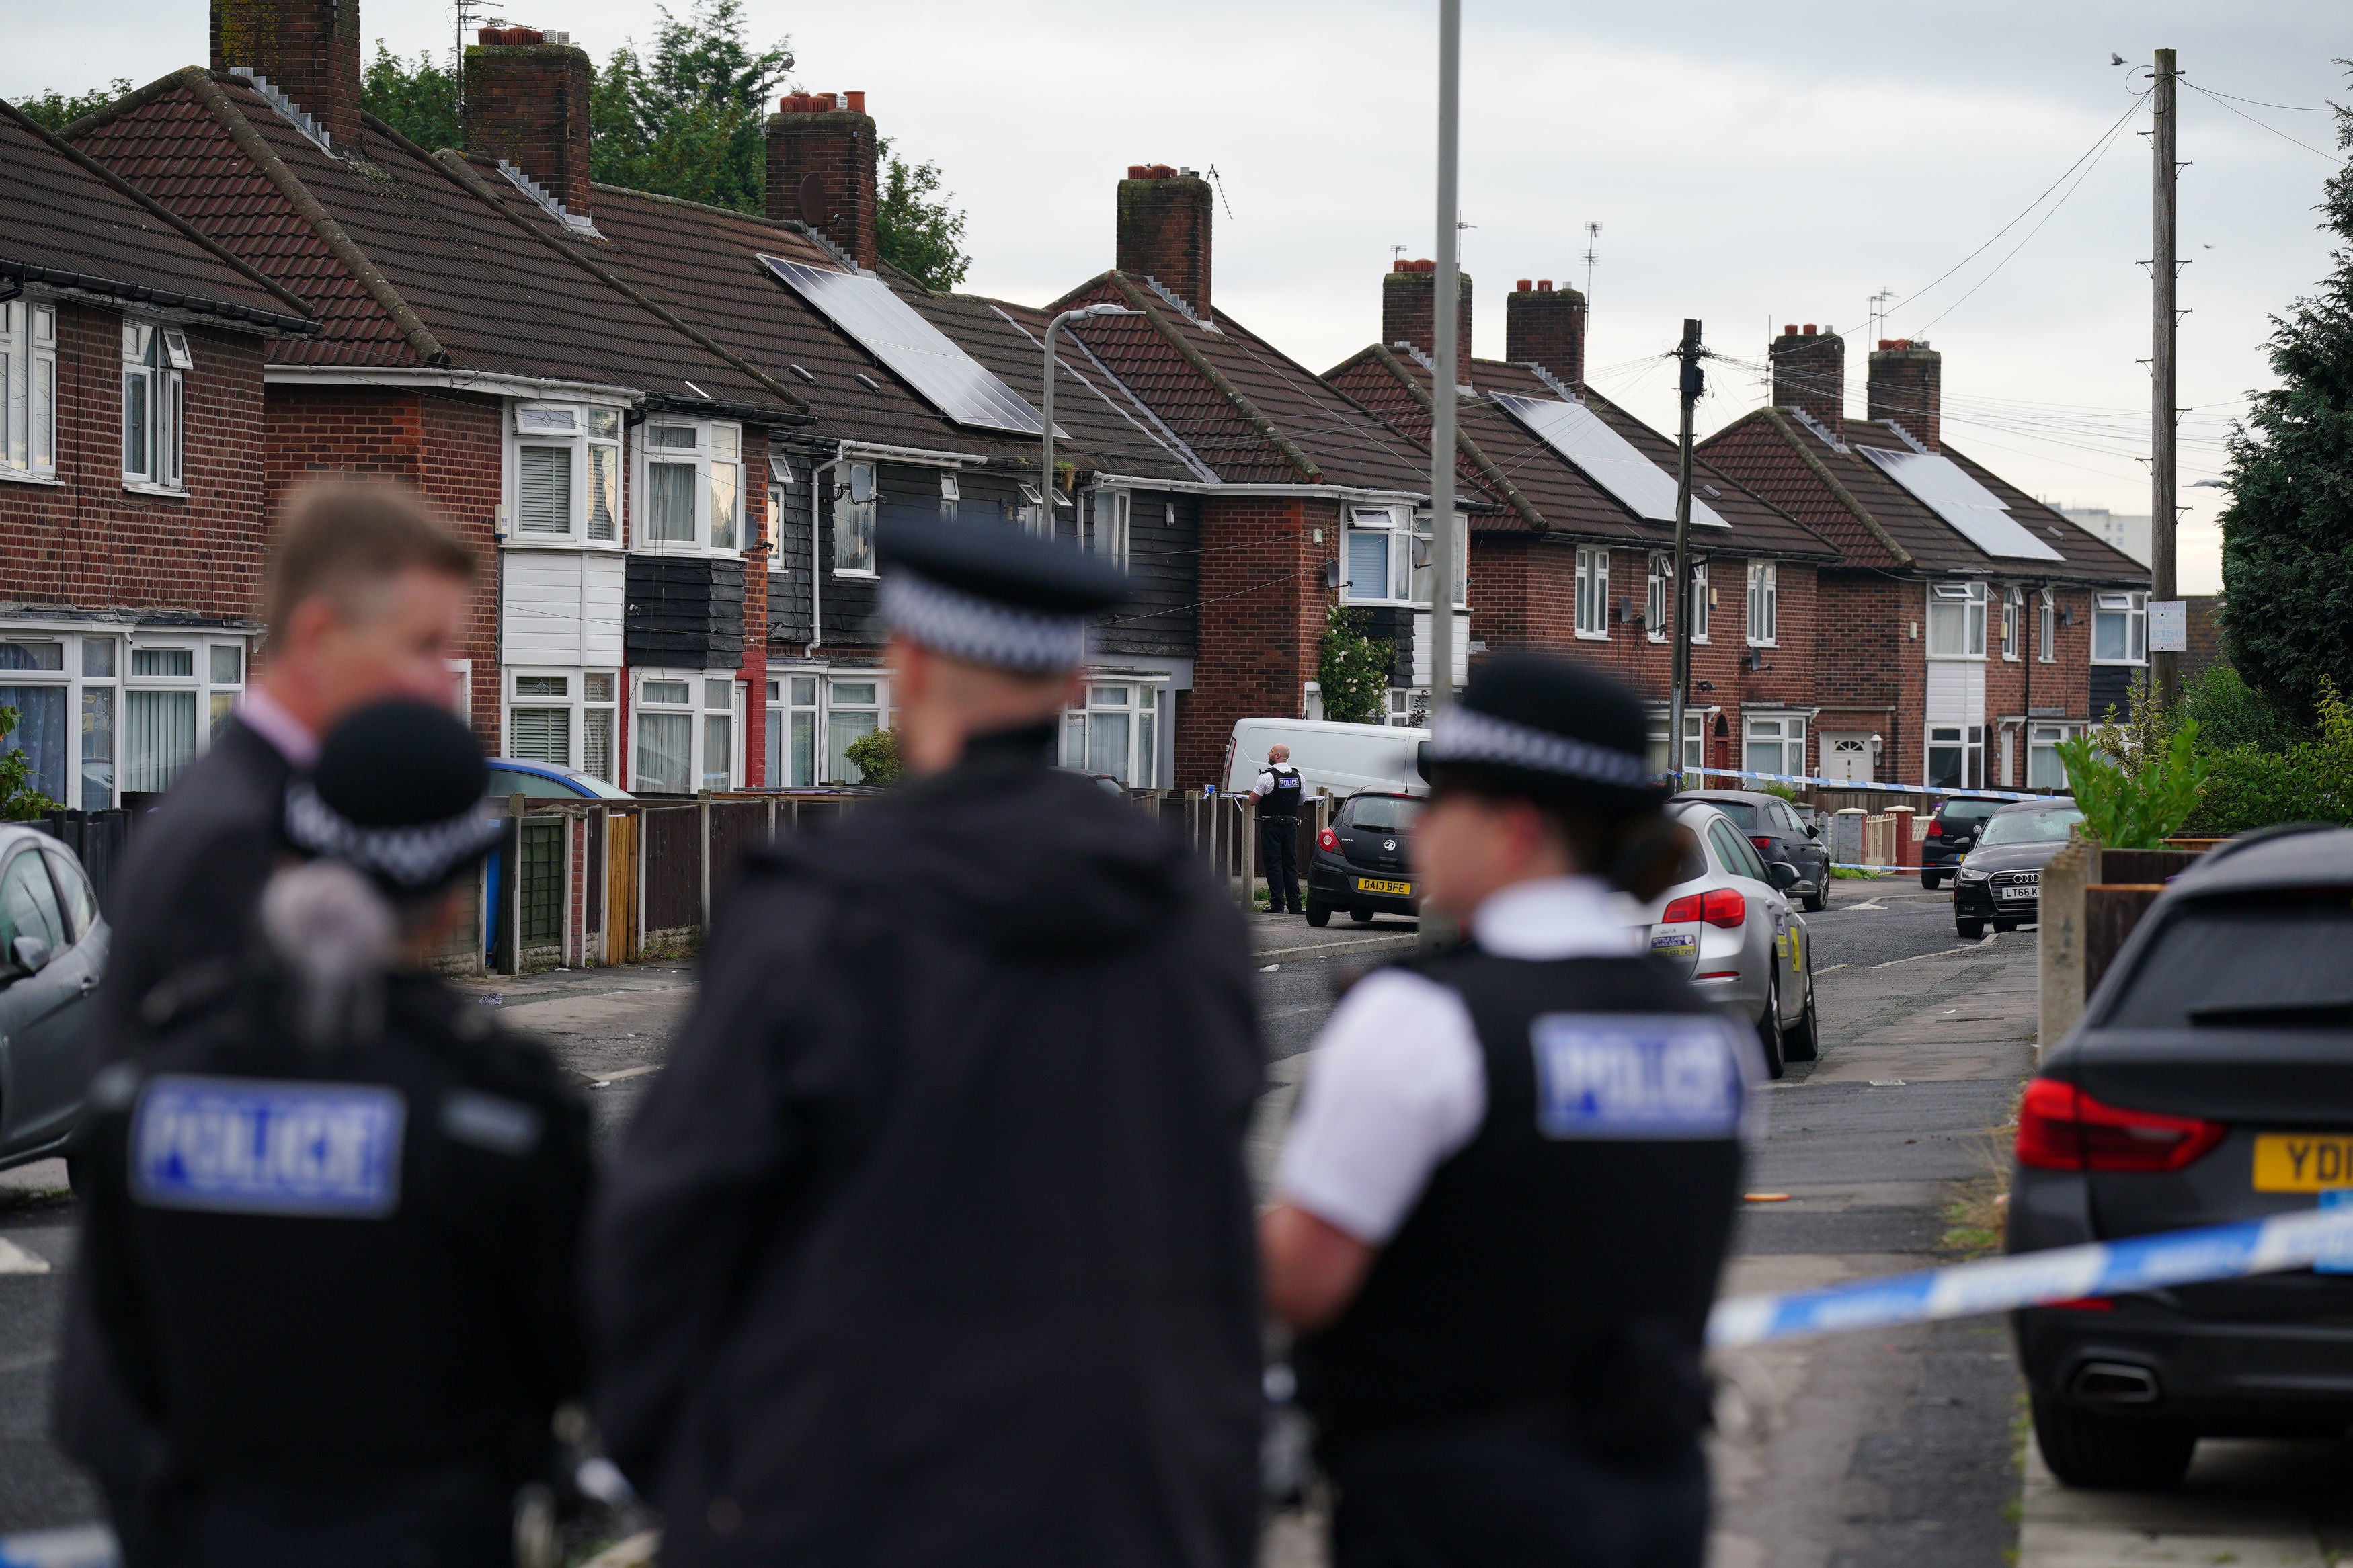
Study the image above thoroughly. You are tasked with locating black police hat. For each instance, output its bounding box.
[284,699,502,895]
[877,513,1129,674]
[1422,653,1667,814]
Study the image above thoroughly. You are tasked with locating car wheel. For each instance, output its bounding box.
[1956,917,1986,940]
[2030,1395,2196,1491]
[1304,901,1331,928]
[1803,883,1828,913]
[1921,870,1942,891]
[1756,979,1787,1080]
[1350,907,1376,925]
[1782,964,1819,1063]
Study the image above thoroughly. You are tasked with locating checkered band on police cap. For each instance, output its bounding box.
[1427,704,1655,790]
[880,566,1090,674]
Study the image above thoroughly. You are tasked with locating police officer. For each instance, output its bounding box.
[1260,655,1753,1568]
[1252,743,1307,914]
[588,515,1264,1566]
[76,700,593,1568]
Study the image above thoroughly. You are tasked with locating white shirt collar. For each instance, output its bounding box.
[1470,875,1645,961]
[238,685,321,770]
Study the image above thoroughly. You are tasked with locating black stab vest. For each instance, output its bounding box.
[1257,766,1304,819]
[1295,948,1745,1461]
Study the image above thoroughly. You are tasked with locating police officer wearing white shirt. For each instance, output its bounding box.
[1252,745,1308,915]
[1261,654,1755,1568]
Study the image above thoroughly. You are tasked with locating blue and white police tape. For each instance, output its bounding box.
[1707,1202,2353,1348]
[1677,764,2063,803]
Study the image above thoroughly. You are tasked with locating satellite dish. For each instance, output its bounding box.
[797,173,826,227]
[847,466,875,505]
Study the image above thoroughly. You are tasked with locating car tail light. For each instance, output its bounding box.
[1661,893,1702,923]
[1701,887,1746,927]
[1927,818,1944,837]
[2044,1297,2116,1311]
[2016,1079,2228,1173]
[1749,835,1776,858]
[1318,827,1339,852]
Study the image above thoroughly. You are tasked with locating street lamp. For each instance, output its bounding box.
[1041,304,1141,532]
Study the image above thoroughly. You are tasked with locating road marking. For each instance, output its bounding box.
[0,1237,51,1275]
[588,1065,662,1089]
[1843,903,1888,912]
[1871,943,1993,968]
[1816,963,1848,974]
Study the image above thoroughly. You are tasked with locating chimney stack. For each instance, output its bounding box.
[211,0,362,146]
[1771,323,1845,436]
[1505,277,1586,387]
[766,93,878,269]
[1117,165,1214,319]
[465,29,595,215]
[1868,338,1942,451]
[1382,259,1472,363]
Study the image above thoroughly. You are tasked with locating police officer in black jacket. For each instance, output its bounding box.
[77,700,592,1568]
[1251,745,1307,914]
[589,515,1264,1567]
[1261,655,1753,1568]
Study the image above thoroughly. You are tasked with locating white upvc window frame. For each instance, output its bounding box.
[2091,591,2147,665]
[502,667,620,780]
[1743,712,1806,779]
[510,401,625,547]
[1084,487,1131,568]
[0,628,256,807]
[2027,721,2083,790]
[1060,677,1167,787]
[1926,723,1987,791]
[1745,559,1778,647]
[1342,505,1411,605]
[1645,552,1670,643]
[1926,580,1988,660]
[830,461,879,573]
[637,417,744,556]
[1999,585,2023,661]
[1,298,58,483]
[1689,561,1711,643]
[121,320,189,493]
[762,667,895,787]
[1385,687,1431,728]
[2038,587,2057,663]
[1574,546,1610,640]
[630,667,743,794]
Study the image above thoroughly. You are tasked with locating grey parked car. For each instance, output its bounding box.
[1624,801,1819,1079]
[1675,789,1831,912]
[2009,824,2353,1489]
[0,827,106,1172]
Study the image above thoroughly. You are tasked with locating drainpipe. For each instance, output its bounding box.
[807,454,829,658]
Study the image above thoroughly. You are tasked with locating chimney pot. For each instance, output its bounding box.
[1516,278,1533,292]
[1150,163,1176,179]
[1536,279,1552,291]
[465,24,594,214]
[1117,165,1214,315]
[1128,164,1150,179]
[1802,323,1817,335]
[1783,323,1799,336]
[767,89,879,266]
[846,90,865,113]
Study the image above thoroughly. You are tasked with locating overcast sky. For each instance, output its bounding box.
[16,1,2350,594]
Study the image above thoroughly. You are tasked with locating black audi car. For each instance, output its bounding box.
[2009,825,2353,1490]
[1305,792,1420,927]
[1951,798,2084,938]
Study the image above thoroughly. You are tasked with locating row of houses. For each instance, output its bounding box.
[0,0,2150,809]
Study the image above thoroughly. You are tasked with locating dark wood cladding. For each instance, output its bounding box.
[1096,490,1199,659]
[1359,604,1417,684]
[627,554,746,668]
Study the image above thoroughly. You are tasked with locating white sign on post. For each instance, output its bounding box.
[2147,600,2188,655]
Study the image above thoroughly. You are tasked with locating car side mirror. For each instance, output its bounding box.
[9,935,52,976]
[1767,862,1802,891]
[1806,823,1820,839]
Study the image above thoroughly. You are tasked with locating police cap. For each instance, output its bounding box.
[284,698,501,895]
[877,513,1129,674]
[1423,653,1667,815]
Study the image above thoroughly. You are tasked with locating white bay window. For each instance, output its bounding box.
[639,419,743,554]
[511,402,623,545]
[1062,680,1164,786]
[1927,581,1987,659]
[632,670,741,794]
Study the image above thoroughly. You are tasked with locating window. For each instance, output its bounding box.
[1927,724,1985,790]
[512,403,623,544]
[1345,507,1462,607]
[1575,547,1610,639]
[2092,592,2146,664]
[1385,687,1429,728]
[122,322,189,490]
[1745,561,1777,646]
[767,675,817,786]
[826,679,884,784]
[833,462,877,573]
[2001,585,2022,661]
[1084,489,1130,567]
[1927,581,1987,659]
[1646,552,1671,642]
[2028,723,2080,790]
[1688,561,1711,642]
[1,299,58,481]
[1062,682,1162,786]
[504,668,618,778]
[634,677,693,793]
[638,419,742,553]
[0,850,67,960]
[939,471,959,520]
[1743,714,1804,780]
[0,630,247,807]
[2038,588,2057,663]
[518,446,573,535]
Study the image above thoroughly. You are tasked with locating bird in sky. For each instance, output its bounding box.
[2110,53,2127,66]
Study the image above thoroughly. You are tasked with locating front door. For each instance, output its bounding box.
[1821,732,1875,785]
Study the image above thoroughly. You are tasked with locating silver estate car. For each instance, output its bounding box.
[1624,800,1819,1078]
[0,826,106,1172]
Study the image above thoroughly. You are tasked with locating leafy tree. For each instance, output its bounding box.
[1317,604,1391,725]
[14,80,132,132]
[362,42,462,151]
[0,707,59,822]
[843,727,903,787]
[2217,87,2353,723]
[877,136,969,292]
[592,0,793,214]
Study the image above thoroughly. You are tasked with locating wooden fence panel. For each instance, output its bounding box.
[643,807,703,934]
[606,813,639,966]
[519,821,565,948]
[709,800,770,907]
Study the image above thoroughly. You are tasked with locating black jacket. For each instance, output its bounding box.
[588,730,1265,1567]
[79,971,593,1491]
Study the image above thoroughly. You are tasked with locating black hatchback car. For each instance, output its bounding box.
[1306,792,1420,927]
[1951,798,2083,938]
[1673,790,1829,912]
[2009,825,2353,1490]
[1920,794,2008,889]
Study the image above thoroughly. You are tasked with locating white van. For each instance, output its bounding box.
[1222,718,1431,800]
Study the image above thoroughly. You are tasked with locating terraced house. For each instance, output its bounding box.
[0,98,313,810]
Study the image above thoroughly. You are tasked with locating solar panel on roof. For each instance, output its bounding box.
[1853,446,2063,562]
[1488,394,1729,528]
[759,255,1048,436]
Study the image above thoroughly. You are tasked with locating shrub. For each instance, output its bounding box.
[843,727,904,788]
[2057,720,2210,849]
[2178,664,2307,755]
[1317,604,1391,725]
[2179,679,2353,835]
[0,707,58,822]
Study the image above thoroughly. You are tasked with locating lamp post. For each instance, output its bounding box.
[1042,304,1140,531]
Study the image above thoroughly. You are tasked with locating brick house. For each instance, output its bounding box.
[0,97,313,809]
[1326,267,1841,776]
[67,3,804,794]
[1699,327,2151,791]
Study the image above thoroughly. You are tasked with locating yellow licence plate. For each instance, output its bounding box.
[2252,1133,2353,1192]
[1357,878,1412,897]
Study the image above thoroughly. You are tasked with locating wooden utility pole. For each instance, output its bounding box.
[2151,46,2180,711]
[1670,319,1703,786]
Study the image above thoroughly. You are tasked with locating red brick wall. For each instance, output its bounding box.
[1504,282,1586,386]
[1117,171,1215,318]
[0,302,269,623]
[1176,494,1333,785]
[764,106,879,268]
[211,0,362,145]
[1382,263,1472,360]
[463,41,596,214]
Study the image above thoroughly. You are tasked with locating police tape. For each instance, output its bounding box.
[1678,764,2063,802]
[1706,1204,2353,1348]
